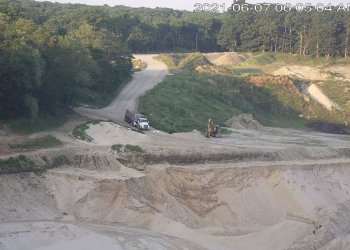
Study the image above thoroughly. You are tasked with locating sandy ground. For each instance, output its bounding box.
[1,54,350,250]
[327,66,350,81]
[306,84,339,110]
[83,121,350,151]
[0,222,204,250]
[273,66,328,81]
[1,154,350,250]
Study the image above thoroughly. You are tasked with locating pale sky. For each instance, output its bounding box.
[35,0,350,12]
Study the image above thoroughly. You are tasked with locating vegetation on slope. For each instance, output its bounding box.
[140,54,349,133]
[245,53,337,67]
[0,155,71,175]
[177,53,212,69]
[139,71,309,133]
[9,135,63,150]
[318,80,350,124]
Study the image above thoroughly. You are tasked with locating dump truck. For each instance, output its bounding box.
[124,109,150,130]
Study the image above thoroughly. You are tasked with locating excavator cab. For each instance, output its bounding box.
[205,118,220,138]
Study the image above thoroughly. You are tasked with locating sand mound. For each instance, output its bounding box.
[84,122,149,146]
[205,52,246,66]
[273,66,327,81]
[204,52,224,62]
[225,114,263,131]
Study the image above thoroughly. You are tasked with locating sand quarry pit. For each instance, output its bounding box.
[1,122,350,250]
[1,53,350,250]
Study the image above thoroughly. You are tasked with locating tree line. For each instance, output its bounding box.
[0,0,225,123]
[0,0,132,122]
[219,0,350,58]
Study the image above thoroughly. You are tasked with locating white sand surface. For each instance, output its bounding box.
[273,66,327,81]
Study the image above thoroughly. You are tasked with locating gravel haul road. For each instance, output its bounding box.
[74,54,168,122]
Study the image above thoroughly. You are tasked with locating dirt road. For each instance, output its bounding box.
[74,54,168,123]
[0,221,204,250]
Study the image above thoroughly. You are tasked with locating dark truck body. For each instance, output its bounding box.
[124,109,150,130]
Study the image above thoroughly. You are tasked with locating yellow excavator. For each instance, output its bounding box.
[205,118,220,138]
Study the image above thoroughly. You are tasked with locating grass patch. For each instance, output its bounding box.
[0,155,36,174]
[111,144,145,153]
[243,53,277,65]
[178,53,211,70]
[220,128,236,135]
[72,123,93,142]
[51,155,71,168]
[125,144,144,153]
[285,139,324,147]
[0,155,71,175]
[155,53,211,70]
[318,80,350,124]
[154,54,188,69]
[132,58,147,71]
[242,52,337,68]
[231,67,264,76]
[111,144,123,153]
[9,135,63,150]
[154,54,177,69]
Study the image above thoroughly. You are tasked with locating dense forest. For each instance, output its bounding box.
[0,0,223,126]
[0,0,350,128]
[219,1,350,57]
[0,0,133,124]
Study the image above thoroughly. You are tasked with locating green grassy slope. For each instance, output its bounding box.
[139,53,349,133]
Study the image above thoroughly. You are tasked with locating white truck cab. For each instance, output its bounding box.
[137,117,149,130]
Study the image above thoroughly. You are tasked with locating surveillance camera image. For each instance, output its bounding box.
[0,0,350,250]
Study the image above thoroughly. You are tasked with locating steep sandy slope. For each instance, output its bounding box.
[306,84,339,111]
[2,156,350,250]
